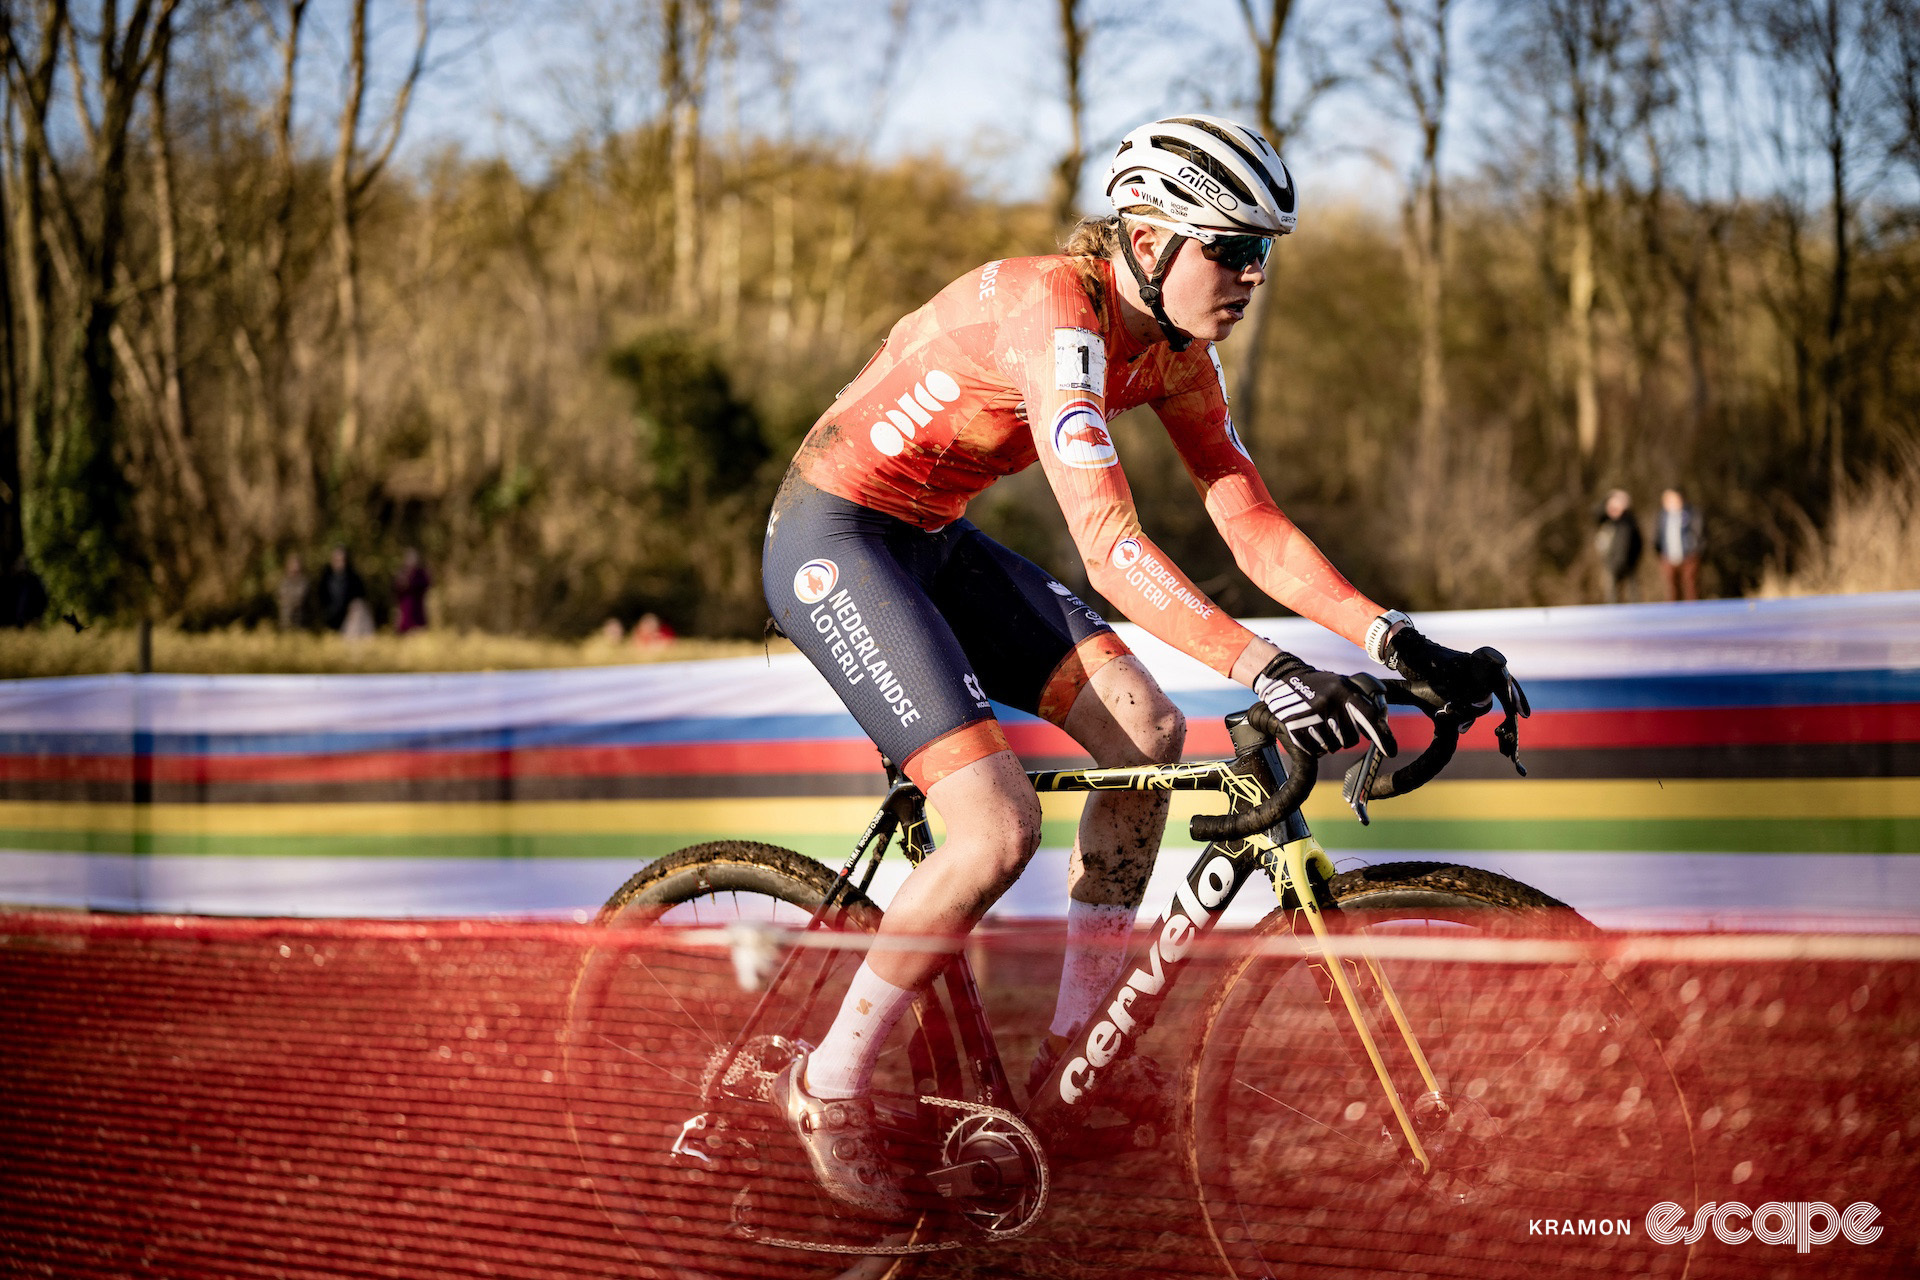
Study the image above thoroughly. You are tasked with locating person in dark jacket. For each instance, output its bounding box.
[317,545,367,632]
[1594,489,1643,603]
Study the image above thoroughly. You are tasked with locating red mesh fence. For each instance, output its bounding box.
[2,912,1916,1280]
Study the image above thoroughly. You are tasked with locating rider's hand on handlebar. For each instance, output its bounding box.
[1253,652,1398,759]
[1380,624,1530,723]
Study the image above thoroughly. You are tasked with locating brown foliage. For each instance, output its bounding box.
[4,2,1919,639]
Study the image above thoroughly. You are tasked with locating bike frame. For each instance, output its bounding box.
[708,709,1446,1175]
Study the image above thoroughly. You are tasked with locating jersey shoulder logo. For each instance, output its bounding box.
[1050,399,1117,469]
[1110,537,1143,569]
[793,558,839,604]
[1054,326,1106,393]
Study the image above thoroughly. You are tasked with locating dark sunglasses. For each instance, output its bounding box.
[1197,233,1274,272]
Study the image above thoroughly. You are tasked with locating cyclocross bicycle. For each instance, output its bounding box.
[562,663,1697,1280]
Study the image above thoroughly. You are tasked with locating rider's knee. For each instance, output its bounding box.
[939,772,1043,881]
[974,788,1043,881]
[1110,686,1185,767]
[1143,697,1186,765]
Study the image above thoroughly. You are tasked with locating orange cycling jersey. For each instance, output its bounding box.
[794,254,1383,675]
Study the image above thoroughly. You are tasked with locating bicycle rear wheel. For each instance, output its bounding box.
[563,841,961,1280]
[1184,862,1696,1280]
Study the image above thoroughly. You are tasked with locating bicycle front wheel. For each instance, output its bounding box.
[1184,862,1695,1280]
[563,841,961,1280]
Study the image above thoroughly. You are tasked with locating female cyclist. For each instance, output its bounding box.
[761,114,1512,1217]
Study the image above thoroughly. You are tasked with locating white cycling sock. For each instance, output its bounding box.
[804,960,918,1100]
[1049,900,1137,1038]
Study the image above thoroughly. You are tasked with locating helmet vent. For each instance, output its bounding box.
[1165,116,1292,213]
[1149,136,1257,207]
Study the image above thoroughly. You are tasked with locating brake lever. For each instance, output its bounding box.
[1473,647,1530,778]
[1342,675,1391,825]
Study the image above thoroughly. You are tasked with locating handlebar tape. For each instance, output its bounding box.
[1187,682,1466,843]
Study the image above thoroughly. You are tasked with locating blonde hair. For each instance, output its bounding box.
[1060,206,1165,260]
[1062,207,1163,318]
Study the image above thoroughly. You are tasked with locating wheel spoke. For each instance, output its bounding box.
[1232,1078,1367,1147]
[594,1031,704,1094]
[628,948,722,1046]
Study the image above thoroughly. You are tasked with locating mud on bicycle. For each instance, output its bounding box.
[561,667,1698,1280]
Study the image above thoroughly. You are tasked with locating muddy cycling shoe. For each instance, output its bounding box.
[1027,1032,1171,1125]
[769,1053,910,1220]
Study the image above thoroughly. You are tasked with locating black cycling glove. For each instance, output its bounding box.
[1371,616,1532,724]
[1253,652,1397,759]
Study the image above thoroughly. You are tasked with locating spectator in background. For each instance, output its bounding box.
[1594,489,1644,603]
[1,557,48,628]
[1657,488,1702,601]
[393,547,431,633]
[318,545,366,632]
[342,598,376,640]
[630,612,676,651]
[276,552,311,630]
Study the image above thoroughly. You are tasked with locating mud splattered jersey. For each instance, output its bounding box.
[793,255,1382,676]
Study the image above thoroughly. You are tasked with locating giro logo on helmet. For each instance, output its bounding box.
[1051,401,1118,469]
[1177,164,1239,210]
[870,368,964,457]
[793,558,839,604]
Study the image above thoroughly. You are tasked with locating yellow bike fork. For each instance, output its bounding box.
[1260,833,1445,1174]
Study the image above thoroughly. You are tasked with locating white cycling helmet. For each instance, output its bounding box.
[1103,114,1296,349]
[1105,113,1296,236]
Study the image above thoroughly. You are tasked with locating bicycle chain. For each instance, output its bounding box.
[740,1094,1050,1256]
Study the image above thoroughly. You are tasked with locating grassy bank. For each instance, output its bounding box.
[0,626,792,678]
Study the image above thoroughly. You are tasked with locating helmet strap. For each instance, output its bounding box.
[1120,225,1194,352]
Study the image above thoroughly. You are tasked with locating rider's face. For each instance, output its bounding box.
[1153,236,1266,343]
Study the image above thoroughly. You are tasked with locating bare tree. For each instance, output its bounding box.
[331,0,429,462]
[1754,0,1877,493]
[1891,0,1920,180]
[1375,0,1452,526]
[2,0,180,616]
[1227,0,1339,419]
[1494,0,1639,465]
[136,4,209,552]
[1052,0,1089,231]
[0,2,62,575]
[662,0,714,318]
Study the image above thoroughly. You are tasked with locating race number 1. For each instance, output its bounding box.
[1054,327,1106,393]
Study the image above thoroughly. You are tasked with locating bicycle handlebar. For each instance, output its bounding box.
[1189,650,1528,843]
